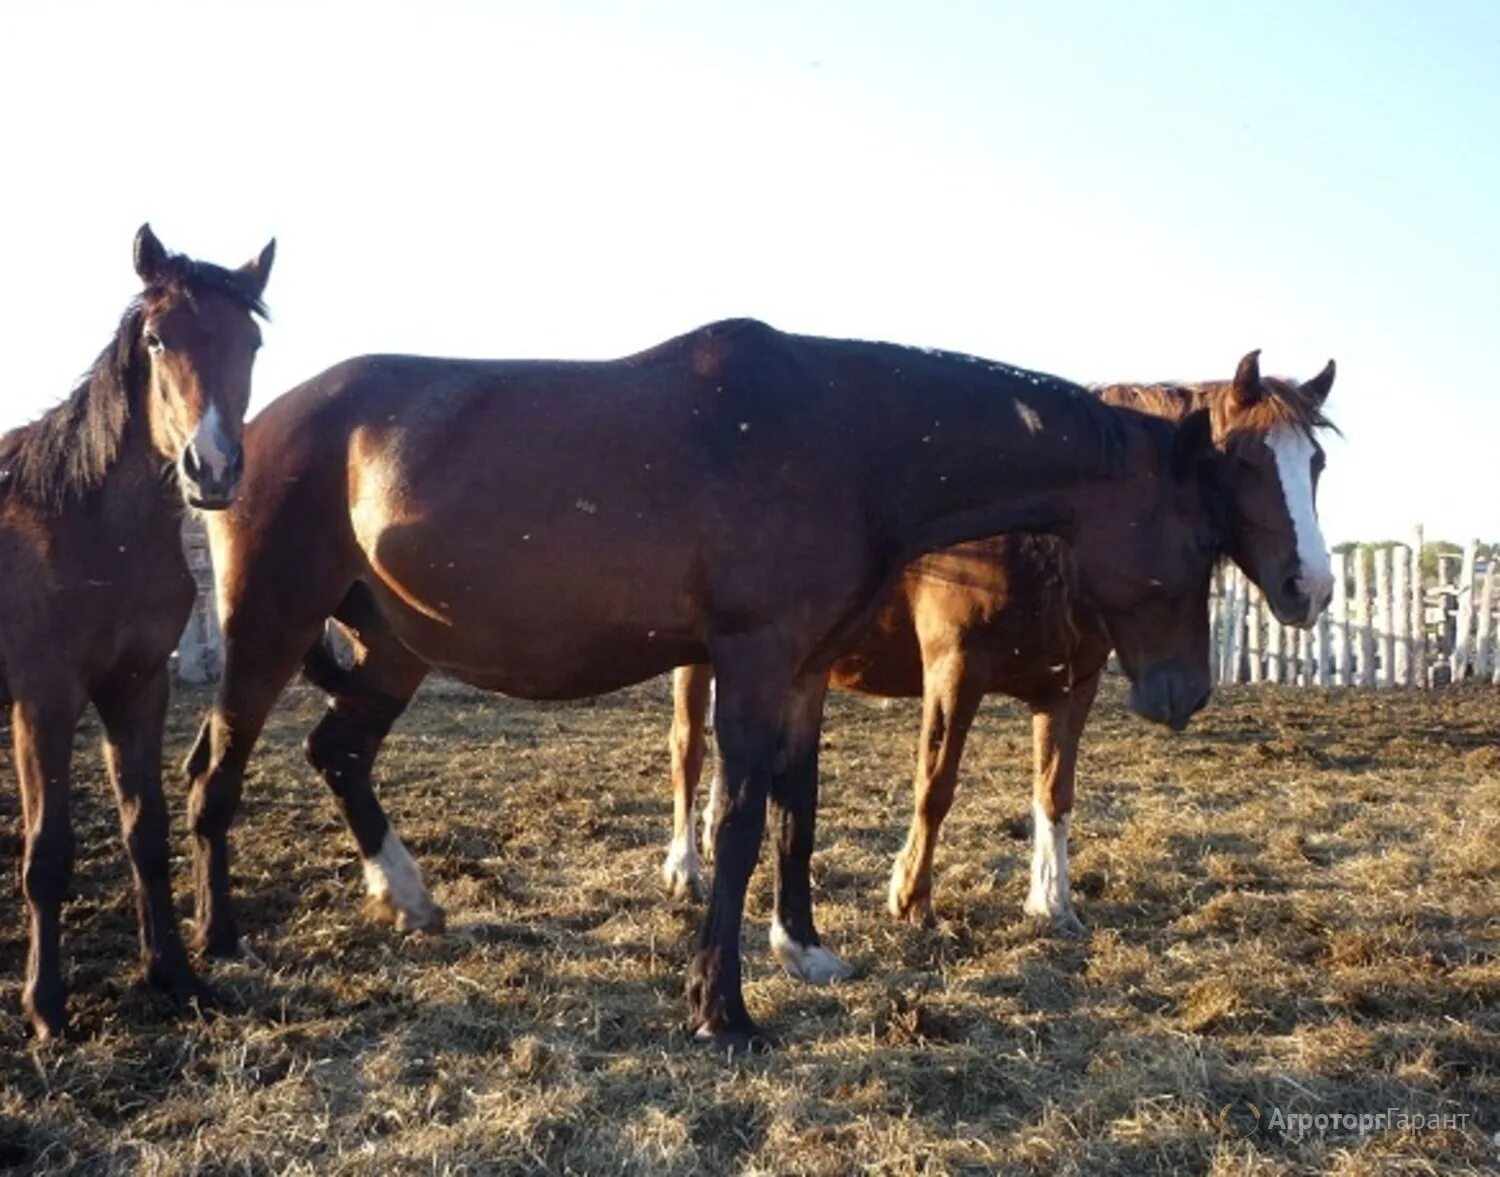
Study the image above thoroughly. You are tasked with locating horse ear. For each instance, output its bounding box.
[1302,358,1335,406]
[1230,349,1263,408]
[133,223,168,285]
[240,237,276,299]
[1170,408,1215,484]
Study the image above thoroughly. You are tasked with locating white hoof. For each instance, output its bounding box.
[661,834,706,900]
[769,919,853,984]
[363,830,444,931]
[1023,895,1087,939]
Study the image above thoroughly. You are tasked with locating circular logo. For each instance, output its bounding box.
[1219,1100,1262,1139]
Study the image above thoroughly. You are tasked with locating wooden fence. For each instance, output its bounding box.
[172,522,1499,690]
[1208,529,1499,688]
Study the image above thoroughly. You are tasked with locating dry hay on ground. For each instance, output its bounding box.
[1,678,1498,1175]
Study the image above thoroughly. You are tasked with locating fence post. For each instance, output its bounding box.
[1226,569,1248,684]
[1266,611,1284,684]
[1314,589,1330,686]
[1477,555,1497,681]
[1393,545,1411,686]
[1374,546,1393,687]
[1410,527,1426,689]
[1247,585,1264,684]
[1353,547,1374,687]
[1331,549,1350,686]
[1451,539,1479,682]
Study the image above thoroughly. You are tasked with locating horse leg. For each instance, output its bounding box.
[12,690,83,1039]
[887,653,984,925]
[685,637,793,1049]
[662,663,712,899]
[187,618,323,957]
[303,629,439,932]
[768,671,851,983]
[95,667,208,1008]
[1023,670,1100,937]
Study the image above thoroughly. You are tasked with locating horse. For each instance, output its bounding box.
[186,318,1234,1048]
[664,352,1336,945]
[0,225,273,1039]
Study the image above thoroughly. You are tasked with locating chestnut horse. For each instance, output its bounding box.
[0,225,272,1038]
[666,353,1336,946]
[188,319,1233,1047]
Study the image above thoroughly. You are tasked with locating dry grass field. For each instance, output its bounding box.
[1,677,1498,1175]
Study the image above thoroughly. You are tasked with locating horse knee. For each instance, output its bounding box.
[22,834,74,905]
[188,770,243,840]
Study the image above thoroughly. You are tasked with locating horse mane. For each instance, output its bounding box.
[0,254,267,510]
[1092,377,1337,439]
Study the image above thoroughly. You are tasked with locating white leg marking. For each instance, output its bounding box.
[1266,424,1333,621]
[362,829,443,931]
[1024,799,1075,927]
[700,759,727,861]
[769,917,853,984]
[661,813,706,898]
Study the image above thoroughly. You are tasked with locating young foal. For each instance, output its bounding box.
[0,225,272,1038]
[666,353,1336,941]
[186,320,1229,1046]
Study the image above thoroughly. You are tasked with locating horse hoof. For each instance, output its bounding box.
[1024,903,1088,940]
[888,893,937,928]
[194,923,242,960]
[770,924,854,985]
[24,999,67,1043]
[692,1022,769,1057]
[147,963,218,1013]
[661,840,706,901]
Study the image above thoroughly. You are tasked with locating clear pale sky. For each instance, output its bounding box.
[1,1,1495,543]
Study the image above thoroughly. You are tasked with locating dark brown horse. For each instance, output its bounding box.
[665,354,1336,948]
[188,319,1233,1047]
[1,225,273,1038]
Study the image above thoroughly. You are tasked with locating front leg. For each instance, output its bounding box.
[96,668,208,1008]
[12,691,84,1040]
[767,672,850,984]
[1023,671,1099,937]
[662,664,713,900]
[685,644,790,1050]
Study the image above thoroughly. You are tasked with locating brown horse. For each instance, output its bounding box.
[1,225,273,1038]
[188,319,1232,1047]
[665,353,1336,946]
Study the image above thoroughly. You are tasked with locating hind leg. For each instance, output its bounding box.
[95,666,207,1008]
[304,624,440,931]
[662,664,712,899]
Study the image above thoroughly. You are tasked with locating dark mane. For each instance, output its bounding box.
[0,255,267,511]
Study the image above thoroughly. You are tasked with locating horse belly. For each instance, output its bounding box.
[355,502,706,699]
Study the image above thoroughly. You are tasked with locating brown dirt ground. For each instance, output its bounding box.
[1,678,1498,1175]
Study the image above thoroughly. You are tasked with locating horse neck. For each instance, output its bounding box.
[90,380,183,536]
[881,376,1155,558]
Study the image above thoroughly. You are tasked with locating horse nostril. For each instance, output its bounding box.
[182,446,203,482]
[1281,574,1301,602]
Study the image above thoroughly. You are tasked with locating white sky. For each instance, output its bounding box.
[1,1,1495,543]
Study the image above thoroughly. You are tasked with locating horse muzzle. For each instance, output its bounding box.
[1127,665,1211,732]
[180,438,244,510]
[1267,564,1335,629]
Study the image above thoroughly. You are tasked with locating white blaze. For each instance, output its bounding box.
[1265,423,1333,618]
[189,403,235,481]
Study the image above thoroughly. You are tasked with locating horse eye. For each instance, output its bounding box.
[143,330,164,353]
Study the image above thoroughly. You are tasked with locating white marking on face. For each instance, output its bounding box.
[188,403,235,482]
[769,918,853,985]
[362,829,441,930]
[1024,800,1071,919]
[661,820,705,898]
[1265,424,1334,618]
